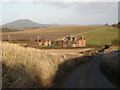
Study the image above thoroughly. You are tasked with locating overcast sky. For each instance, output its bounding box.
[0,0,119,25]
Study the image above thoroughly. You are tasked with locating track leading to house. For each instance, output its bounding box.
[63,54,116,88]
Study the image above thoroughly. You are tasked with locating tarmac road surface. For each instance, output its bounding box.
[63,54,116,88]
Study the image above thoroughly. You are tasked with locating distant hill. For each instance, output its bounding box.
[2,19,60,29]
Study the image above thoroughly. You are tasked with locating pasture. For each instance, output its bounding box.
[73,27,118,45]
[2,26,107,41]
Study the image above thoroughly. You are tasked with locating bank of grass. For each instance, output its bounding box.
[2,42,94,88]
[74,27,118,45]
[100,50,120,87]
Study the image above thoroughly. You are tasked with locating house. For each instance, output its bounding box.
[62,34,86,47]
[38,40,51,46]
[37,34,86,48]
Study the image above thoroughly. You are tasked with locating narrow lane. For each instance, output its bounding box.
[63,54,116,88]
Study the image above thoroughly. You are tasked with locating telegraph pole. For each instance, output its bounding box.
[8,34,10,42]
[37,35,40,42]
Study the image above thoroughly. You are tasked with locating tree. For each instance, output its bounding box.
[117,22,120,28]
[105,23,108,26]
[118,22,120,24]
[112,22,120,28]
[112,24,116,27]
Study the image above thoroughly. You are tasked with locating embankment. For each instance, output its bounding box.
[100,50,120,87]
[2,42,95,88]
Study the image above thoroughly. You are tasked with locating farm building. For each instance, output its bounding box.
[37,34,86,47]
[38,40,51,46]
[62,34,86,47]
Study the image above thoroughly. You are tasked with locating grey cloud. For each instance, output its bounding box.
[74,2,117,16]
[47,2,118,24]
[48,2,118,16]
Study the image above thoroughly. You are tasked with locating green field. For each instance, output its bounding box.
[2,26,107,40]
[2,26,118,46]
[73,26,118,45]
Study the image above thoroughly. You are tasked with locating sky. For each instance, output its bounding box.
[0,0,119,25]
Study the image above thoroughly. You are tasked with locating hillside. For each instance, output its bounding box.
[73,27,118,45]
[2,26,107,40]
[2,19,59,29]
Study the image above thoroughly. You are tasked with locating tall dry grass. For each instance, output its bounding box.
[2,42,93,88]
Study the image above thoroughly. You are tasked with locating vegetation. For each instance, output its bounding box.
[2,26,107,40]
[1,28,22,32]
[2,42,94,88]
[112,22,120,28]
[2,26,118,46]
[73,27,118,45]
[100,51,120,87]
[2,25,119,88]
[38,45,58,48]
[111,39,120,46]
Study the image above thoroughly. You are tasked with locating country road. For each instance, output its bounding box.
[63,54,116,88]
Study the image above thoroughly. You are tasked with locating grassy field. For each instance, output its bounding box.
[2,42,94,88]
[2,26,107,40]
[72,26,118,45]
[2,26,118,47]
[2,25,118,88]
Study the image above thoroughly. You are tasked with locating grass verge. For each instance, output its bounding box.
[100,50,120,87]
[2,42,95,88]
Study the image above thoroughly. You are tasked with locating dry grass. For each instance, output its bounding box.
[2,42,93,88]
[2,26,107,40]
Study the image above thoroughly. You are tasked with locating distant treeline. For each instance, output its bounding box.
[1,28,22,32]
[1,27,49,32]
